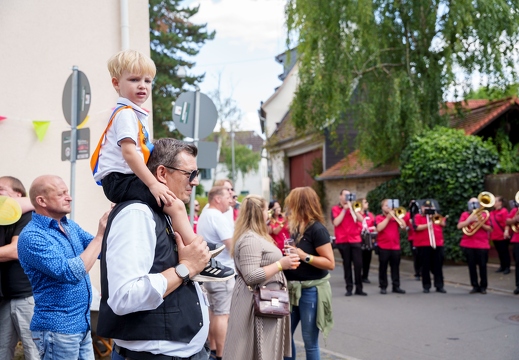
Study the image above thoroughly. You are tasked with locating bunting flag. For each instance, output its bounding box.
[33,120,51,142]
[0,196,22,225]
[0,116,6,121]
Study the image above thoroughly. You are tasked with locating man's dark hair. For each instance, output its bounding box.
[0,176,26,197]
[147,138,198,174]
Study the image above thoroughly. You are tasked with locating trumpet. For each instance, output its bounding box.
[390,206,407,229]
[462,192,495,236]
[512,191,519,233]
[432,214,445,225]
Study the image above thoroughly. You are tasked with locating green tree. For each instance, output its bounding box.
[465,84,519,101]
[367,127,499,261]
[220,144,261,182]
[149,0,215,139]
[286,0,519,164]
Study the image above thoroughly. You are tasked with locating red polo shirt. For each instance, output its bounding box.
[490,208,509,241]
[375,214,401,250]
[459,211,491,249]
[412,214,445,247]
[362,211,375,232]
[270,216,290,251]
[403,212,415,242]
[508,208,519,244]
[332,204,361,244]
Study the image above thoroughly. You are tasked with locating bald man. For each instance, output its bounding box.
[17,175,109,360]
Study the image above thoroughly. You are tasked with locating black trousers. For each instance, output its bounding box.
[417,246,444,290]
[102,172,162,212]
[362,249,372,280]
[411,244,421,277]
[337,243,363,292]
[462,247,488,290]
[493,239,511,270]
[378,249,401,290]
[513,243,519,288]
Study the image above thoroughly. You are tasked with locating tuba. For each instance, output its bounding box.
[462,192,495,236]
[390,206,407,229]
[512,191,519,233]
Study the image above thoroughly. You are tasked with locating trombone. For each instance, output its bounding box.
[425,210,437,249]
[348,200,363,220]
[462,192,495,236]
[390,206,407,229]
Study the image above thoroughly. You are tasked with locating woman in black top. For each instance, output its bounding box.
[283,187,335,360]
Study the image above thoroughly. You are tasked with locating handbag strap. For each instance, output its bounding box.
[235,267,286,291]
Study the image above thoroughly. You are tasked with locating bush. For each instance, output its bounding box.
[367,127,498,261]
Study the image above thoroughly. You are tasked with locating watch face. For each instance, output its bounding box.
[305,256,311,263]
[176,264,189,280]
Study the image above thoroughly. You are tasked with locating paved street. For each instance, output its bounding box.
[292,256,519,360]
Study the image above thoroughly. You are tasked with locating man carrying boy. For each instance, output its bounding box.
[91,49,232,281]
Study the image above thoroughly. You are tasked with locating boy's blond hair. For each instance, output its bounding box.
[107,49,156,79]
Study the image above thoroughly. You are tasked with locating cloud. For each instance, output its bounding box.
[190,0,287,51]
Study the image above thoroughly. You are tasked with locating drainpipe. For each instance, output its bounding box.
[120,0,130,50]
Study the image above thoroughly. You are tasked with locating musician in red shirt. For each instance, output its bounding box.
[375,199,406,295]
[490,196,510,274]
[332,190,366,296]
[404,200,421,281]
[412,200,447,293]
[360,199,376,284]
[267,201,290,251]
[505,203,519,294]
[457,197,492,294]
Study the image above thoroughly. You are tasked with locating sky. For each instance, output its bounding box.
[182,0,288,135]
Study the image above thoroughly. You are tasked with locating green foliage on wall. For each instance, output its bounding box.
[367,127,498,261]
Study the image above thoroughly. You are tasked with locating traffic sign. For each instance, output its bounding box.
[62,128,90,161]
[172,91,217,139]
[62,70,91,126]
[197,141,218,169]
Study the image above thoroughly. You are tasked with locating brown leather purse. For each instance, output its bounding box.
[252,281,290,318]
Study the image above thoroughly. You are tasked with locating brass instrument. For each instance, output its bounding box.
[462,192,495,236]
[347,200,363,221]
[512,191,519,233]
[390,206,407,229]
[426,214,437,249]
[432,214,445,225]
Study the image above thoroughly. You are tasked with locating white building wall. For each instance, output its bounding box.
[0,0,151,289]
[199,163,264,197]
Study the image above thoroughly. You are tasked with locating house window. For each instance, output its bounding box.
[200,168,211,180]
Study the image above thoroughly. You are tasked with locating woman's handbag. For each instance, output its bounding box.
[252,281,290,318]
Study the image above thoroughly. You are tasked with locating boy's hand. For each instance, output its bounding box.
[150,182,177,207]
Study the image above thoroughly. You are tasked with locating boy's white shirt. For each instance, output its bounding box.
[93,97,150,182]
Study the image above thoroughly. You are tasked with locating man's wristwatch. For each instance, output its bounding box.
[175,264,190,284]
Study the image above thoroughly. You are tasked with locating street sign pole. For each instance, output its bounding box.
[70,66,79,220]
[189,87,201,225]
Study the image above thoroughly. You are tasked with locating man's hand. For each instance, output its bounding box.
[149,182,177,207]
[96,209,111,238]
[176,234,210,278]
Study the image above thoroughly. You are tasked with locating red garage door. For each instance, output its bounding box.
[289,148,322,189]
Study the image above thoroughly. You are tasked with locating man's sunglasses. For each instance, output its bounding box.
[163,165,200,182]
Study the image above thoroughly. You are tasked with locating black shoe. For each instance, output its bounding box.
[480,289,487,294]
[436,288,447,294]
[207,243,225,258]
[469,288,480,294]
[355,290,367,296]
[392,288,406,294]
[192,258,235,282]
[495,267,504,273]
[362,278,371,284]
[514,288,519,295]
[423,288,430,293]
[380,289,387,294]
[503,268,511,275]
[345,291,353,296]
[415,276,421,281]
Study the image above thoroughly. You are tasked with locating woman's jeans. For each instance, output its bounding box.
[284,286,320,360]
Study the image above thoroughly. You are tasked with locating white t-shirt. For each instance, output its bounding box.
[93,97,151,182]
[197,207,235,269]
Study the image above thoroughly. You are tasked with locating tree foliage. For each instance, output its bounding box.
[220,143,261,182]
[149,0,215,139]
[465,84,519,101]
[286,0,519,164]
[367,127,498,261]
